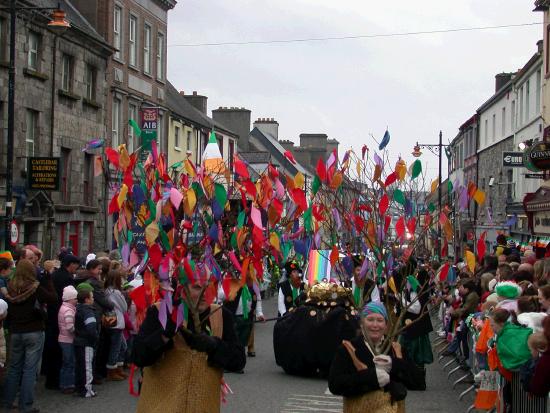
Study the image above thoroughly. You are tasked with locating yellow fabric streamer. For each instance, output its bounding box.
[430,179,438,194]
[269,232,280,252]
[465,250,476,273]
[145,222,160,246]
[118,144,130,171]
[117,184,128,208]
[184,188,196,216]
[473,189,486,205]
[294,172,305,189]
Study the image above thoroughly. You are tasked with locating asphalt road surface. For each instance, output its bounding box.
[31,297,473,412]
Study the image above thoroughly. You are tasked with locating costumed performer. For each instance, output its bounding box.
[328,302,415,413]
[351,256,379,307]
[133,282,246,413]
[278,261,306,316]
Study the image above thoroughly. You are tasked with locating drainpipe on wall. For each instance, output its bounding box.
[46,34,58,259]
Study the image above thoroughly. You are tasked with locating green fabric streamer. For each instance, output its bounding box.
[353,286,363,307]
[303,207,313,233]
[192,182,204,199]
[241,286,252,320]
[230,232,238,250]
[214,183,227,208]
[312,175,321,195]
[428,203,436,213]
[282,242,291,261]
[192,221,199,241]
[237,210,246,228]
[376,261,384,279]
[393,189,406,205]
[447,180,453,194]
[159,228,170,251]
[170,161,183,170]
[128,119,142,137]
[411,159,422,180]
[407,275,420,292]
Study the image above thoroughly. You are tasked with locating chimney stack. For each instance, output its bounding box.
[495,72,514,93]
[253,117,279,141]
[183,91,208,114]
[211,106,252,151]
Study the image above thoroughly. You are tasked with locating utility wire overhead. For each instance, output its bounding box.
[168,22,542,48]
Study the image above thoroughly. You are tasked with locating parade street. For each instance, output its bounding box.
[33,297,472,413]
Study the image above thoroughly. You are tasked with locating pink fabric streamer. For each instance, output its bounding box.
[228,251,242,272]
[374,152,383,167]
[332,208,342,230]
[121,243,130,267]
[250,205,264,229]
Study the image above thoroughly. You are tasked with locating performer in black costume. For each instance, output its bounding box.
[277,261,306,316]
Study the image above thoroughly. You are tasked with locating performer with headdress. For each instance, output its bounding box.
[329,302,416,413]
[278,260,306,316]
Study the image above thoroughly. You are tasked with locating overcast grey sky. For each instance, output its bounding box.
[167,0,541,181]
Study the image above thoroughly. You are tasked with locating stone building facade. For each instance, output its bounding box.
[0,0,112,257]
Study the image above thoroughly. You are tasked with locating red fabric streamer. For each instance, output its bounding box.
[384,172,397,187]
[234,155,250,179]
[316,158,327,182]
[379,194,389,216]
[395,217,405,240]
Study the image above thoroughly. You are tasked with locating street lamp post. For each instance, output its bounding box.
[412,131,448,260]
[1,1,69,251]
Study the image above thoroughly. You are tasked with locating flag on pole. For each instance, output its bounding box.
[307,249,332,285]
[202,130,226,175]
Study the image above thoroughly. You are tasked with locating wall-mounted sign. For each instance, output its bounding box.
[525,173,545,179]
[9,220,19,246]
[523,142,550,172]
[534,210,550,235]
[140,107,158,151]
[27,157,60,190]
[502,152,524,167]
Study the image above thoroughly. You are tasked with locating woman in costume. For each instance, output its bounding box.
[133,283,246,413]
[328,302,415,413]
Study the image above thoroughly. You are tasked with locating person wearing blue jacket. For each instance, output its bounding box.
[74,286,99,398]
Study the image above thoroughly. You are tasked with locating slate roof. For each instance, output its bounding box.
[166,81,237,137]
[30,0,110,48]
[249,127,310,177]
[239,151,272,164]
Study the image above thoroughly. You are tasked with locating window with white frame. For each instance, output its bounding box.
[143,24,151,74]
[158,114,163,151]
[61,54,72,92]
[129,15,137,67]
[112,97,121,147]
[492,114,496,140]
[484,119,488,146]
[157,32,164,80]
[27,31,39,70]
[128,103,137,152]
[186,130,192,151]
[511,100,516,130]
[113,5,122,59]
[174,125,181,149]
[85,64,96,100]
[501,107,506,137]
[519,87,524,126]
[526,80,530,121]
[536,70,542,114]
[25,110,37,159]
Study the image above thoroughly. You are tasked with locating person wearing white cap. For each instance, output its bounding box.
[58,286,78,393]
[85,254,96,267]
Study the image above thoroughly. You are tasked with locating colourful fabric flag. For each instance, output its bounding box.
[202,131,226,175]
[307,249,332,284]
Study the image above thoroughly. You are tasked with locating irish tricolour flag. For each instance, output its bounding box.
[202,131,226,175]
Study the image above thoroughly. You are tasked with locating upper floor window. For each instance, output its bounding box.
[25,109,37,160]
[186,130,192,151]
[128,103,137,152]
[501,107,506,137]
[129,15,137,67]
[112,97,121,147]
[511,100,516,130]
[536,70,542,114]
[157,32,164,80]
[174,126,180,149]
[61,54,72,92]
[27,31,40,70]
[113,5,122,59]
[0,18,6,61]
[143,24,151,74]
[526,80,530,121]
[492,114,496,140]
[85,64,96,100]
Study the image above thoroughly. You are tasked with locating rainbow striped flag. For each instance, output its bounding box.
[307,249,332,285]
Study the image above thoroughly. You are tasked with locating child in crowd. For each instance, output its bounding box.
[0,257,13,299]
[74,286,98,398]
[58,286,78,394]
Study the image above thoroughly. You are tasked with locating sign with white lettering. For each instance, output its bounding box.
[27,157,60,190]
[502,152,524,167]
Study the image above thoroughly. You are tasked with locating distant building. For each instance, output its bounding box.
[166,84,238,171]
[0,0,112,257]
